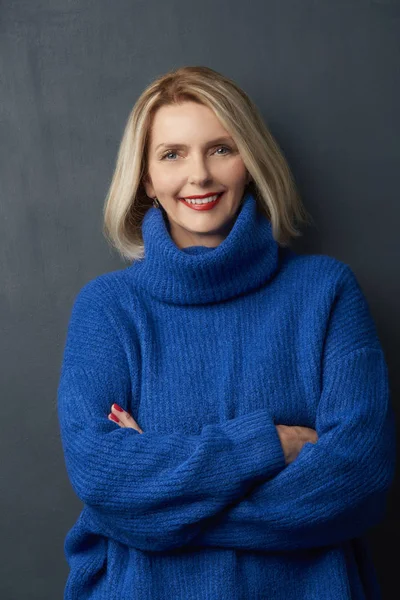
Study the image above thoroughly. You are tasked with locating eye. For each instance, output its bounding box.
[160,145,232,161]
[160,150,178,161]
[214,146,231,155]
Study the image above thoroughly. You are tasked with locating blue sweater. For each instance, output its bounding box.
[57,190,396,599]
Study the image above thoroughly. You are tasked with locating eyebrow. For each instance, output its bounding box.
[155,136,234,152]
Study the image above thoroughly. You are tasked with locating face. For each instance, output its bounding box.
[143,101,251,249]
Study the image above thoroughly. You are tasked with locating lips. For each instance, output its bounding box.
[179,192,224,210]
[182,192,223,199]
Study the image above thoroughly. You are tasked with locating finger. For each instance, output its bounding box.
[108,413,126,427]
[111,404,143,433]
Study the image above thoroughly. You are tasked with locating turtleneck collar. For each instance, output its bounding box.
[130,190,280,305]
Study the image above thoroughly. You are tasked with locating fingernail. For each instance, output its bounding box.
[113,403,124,412]
[109,413,120,423]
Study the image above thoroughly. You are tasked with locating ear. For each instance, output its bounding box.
[142,174,155,199]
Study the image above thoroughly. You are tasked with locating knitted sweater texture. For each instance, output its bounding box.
[57,190,396,599]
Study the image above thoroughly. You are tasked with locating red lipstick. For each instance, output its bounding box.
[179,192,224,211]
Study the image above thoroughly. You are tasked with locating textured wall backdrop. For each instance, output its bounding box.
[1,1,399,598]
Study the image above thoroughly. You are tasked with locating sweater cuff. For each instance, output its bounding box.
[224,409,287,483]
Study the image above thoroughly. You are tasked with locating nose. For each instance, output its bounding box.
[188,153,213,186]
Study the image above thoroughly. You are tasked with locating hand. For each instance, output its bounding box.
[108,403,143,433]
[276,424,318,465]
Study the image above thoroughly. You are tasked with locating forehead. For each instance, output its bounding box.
[149,102,229,143]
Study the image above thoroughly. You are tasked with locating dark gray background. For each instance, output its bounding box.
[1,1,399,598]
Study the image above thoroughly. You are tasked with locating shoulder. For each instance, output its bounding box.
[285,251,381,349]
[63,269,132,371]
[279,250,372,328]
[281,249,362,295]
[71,267,131,316]
[280,250,382,355]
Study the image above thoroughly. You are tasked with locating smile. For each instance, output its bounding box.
[179,192,224,210]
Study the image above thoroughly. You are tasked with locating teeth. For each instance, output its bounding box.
[183,194,220,205]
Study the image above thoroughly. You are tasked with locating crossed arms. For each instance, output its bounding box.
[57,268,396,553]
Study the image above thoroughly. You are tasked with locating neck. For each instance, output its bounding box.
[163,205,241,250]
[130,190,282,305]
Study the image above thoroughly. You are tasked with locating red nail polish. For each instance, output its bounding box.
[110,413,120,423]
[113,403,124,412]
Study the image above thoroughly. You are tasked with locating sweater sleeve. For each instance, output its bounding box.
[186,264,397,552]
[57,280,286,552]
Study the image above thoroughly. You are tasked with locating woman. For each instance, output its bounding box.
[57,65,396,599]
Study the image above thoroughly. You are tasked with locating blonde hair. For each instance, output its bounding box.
[103,65,313,262]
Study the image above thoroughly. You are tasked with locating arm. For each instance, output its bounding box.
[186,266,397,552]
[57,280,286,553]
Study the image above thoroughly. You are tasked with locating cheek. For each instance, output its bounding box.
[220,159,248,182]
[150,166,179,190]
